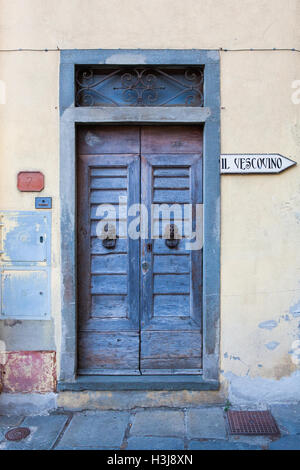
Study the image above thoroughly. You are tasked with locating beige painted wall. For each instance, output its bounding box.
[0,0,300,398]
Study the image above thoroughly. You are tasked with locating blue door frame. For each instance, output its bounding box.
[58,49,220,390]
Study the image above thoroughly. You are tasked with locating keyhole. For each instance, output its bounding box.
[142,261,149,273]
[40,236,43,243]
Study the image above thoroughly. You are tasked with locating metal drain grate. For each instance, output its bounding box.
[227,410,280,436]
[5,427,30,441]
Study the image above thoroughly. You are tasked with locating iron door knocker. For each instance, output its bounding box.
[165,223,180,249]
[102,224,117,249]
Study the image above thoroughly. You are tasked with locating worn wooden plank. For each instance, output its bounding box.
[153,294,190,316]
[154,274,190,294]
[153,168,190,177]
[153,254,190,274]
[146,154,200,167]
[90,167,128,177]
[80,154,139,166]
[78,331,140,372]
[127,158,141,327]
[190,154,203,329]
[78,368,140,376]
[91,177,127,189]
[140,155,154,331]
[141,125,203,153]
[91,274,127,294]
[91,189,127,204]
[91,295,128,318]
[140,331,202,370]
[91,254,127,274]
[141,369,202,375]
[91,204,127,220]
[80,317,140,332]
[153,189,190,204]
[142,317,199,331]
[77,125,140,154]
[153,238,190,254]
[77,157,92,323]
[144,314,199,328]
[154,177,189,189]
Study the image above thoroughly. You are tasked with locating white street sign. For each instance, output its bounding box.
[220,154,296,174]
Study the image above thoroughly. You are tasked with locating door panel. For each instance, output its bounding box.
[140,331,202,374]
[77,126,140,375]
[141,125,203,154]
[140,125,203,374]
[77,125,140,155]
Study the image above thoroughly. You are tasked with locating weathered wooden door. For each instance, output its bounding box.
[77,125,203,375]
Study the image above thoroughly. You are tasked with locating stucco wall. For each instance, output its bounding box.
[0,0,300,404]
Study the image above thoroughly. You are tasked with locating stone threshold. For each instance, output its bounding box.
[58,375,220,391]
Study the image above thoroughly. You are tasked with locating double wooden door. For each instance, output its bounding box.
[77,125,203,375]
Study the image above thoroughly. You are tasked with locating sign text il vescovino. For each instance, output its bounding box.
[220,154,296,174]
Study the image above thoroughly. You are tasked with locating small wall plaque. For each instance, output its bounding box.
[17,172,44,192]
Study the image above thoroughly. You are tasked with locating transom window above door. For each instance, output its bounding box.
[75,66,204,107]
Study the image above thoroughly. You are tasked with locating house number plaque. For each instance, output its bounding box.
[17,172,45,192]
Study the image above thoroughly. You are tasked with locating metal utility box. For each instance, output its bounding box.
[1,268,50,319]
[0,211,50,264]
[0,211,51,319]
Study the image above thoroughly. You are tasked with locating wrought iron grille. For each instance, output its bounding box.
[75,66,204,107]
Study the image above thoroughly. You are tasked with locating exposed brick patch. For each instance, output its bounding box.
[1,351,56,393]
